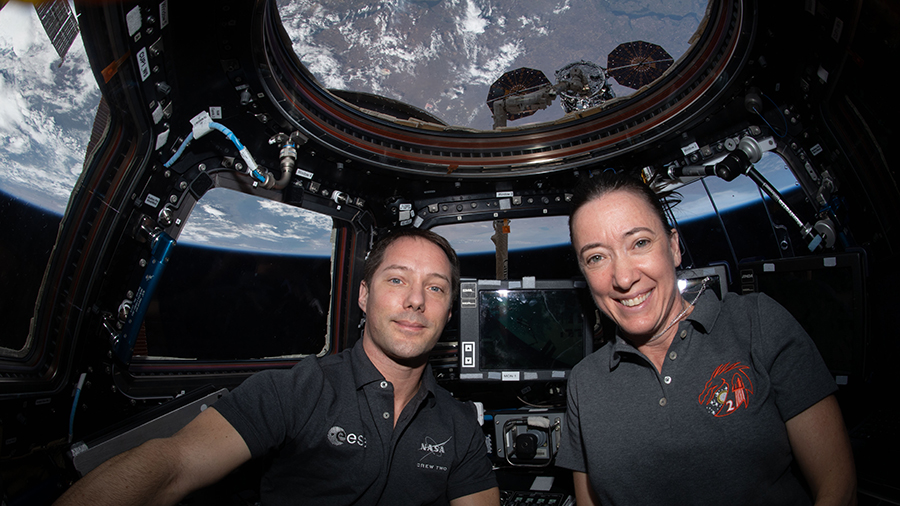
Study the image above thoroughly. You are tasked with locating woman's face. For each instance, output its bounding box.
[571,190,683,341]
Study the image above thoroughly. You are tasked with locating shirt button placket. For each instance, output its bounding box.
[378,381,391,422]
[661,349,678,408]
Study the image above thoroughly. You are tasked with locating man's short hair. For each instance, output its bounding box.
[363,228,461,302]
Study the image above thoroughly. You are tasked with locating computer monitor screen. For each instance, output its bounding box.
[739,252,866,385]
[458,279,594,382]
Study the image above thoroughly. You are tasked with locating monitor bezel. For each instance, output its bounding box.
[676,263,730,299]
[457,278,594,382]
[738,251,867,386]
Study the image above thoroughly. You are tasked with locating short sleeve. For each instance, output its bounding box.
[753,293,837,421]
[213,357,324,458]
[446,401,498,500]
[555,364,587,472]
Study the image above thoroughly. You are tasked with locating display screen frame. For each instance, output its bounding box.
[457,278,594,382]
[676,263,731,300]
[739,251,867,386]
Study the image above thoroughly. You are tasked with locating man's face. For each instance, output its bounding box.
[359,236,453,365]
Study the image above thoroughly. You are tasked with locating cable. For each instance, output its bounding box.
[162,118,267,185]
[68,372,87,443]
[752,92,788,138]
[208,121,267,184]
[163,132,194,168]
[206,122,242,149]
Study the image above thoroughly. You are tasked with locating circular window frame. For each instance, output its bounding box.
[256,1,753,179]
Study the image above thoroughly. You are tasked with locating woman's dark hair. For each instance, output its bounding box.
[568,171,672,244]
[363,228,461,301]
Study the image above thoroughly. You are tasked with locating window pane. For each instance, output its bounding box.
[0,191,60,351]
[178,188,334,255]
[670,180,733,270]
[671,151,806,274]
[137,190,335,361]
[0,4,100,354]
[704,173,781,262]
[278,0,710,130]
[434,216,579,280]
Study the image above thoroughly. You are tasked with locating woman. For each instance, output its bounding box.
[555,172,857,505]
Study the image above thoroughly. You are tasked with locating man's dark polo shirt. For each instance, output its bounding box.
[214,341,496,505]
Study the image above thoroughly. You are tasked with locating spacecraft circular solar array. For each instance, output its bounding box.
[486,40,674,126]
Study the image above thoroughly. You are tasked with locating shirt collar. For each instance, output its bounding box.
[608,335,636,370]
[349,339,436,399]
[684,289,721,334]
[348,339,380,388]
[606,290,721,370]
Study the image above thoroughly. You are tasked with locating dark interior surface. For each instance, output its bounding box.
[1,0,897,504]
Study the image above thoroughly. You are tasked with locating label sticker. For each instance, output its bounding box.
[159,0,169,29]
[501,371,520,381]
[152,103,163,124]
[155,129,169,150]
[681,142,700,155]
[136,47,150,81]
[831,17,843,42]
[126,6,142,36]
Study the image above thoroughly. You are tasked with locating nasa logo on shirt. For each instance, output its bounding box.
[416,435,451,472]
[698,362,755,417]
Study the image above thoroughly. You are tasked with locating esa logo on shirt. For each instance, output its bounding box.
[327,426,367,448]
[698,362,755,417]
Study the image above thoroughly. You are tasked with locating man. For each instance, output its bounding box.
[55,228,500,506]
